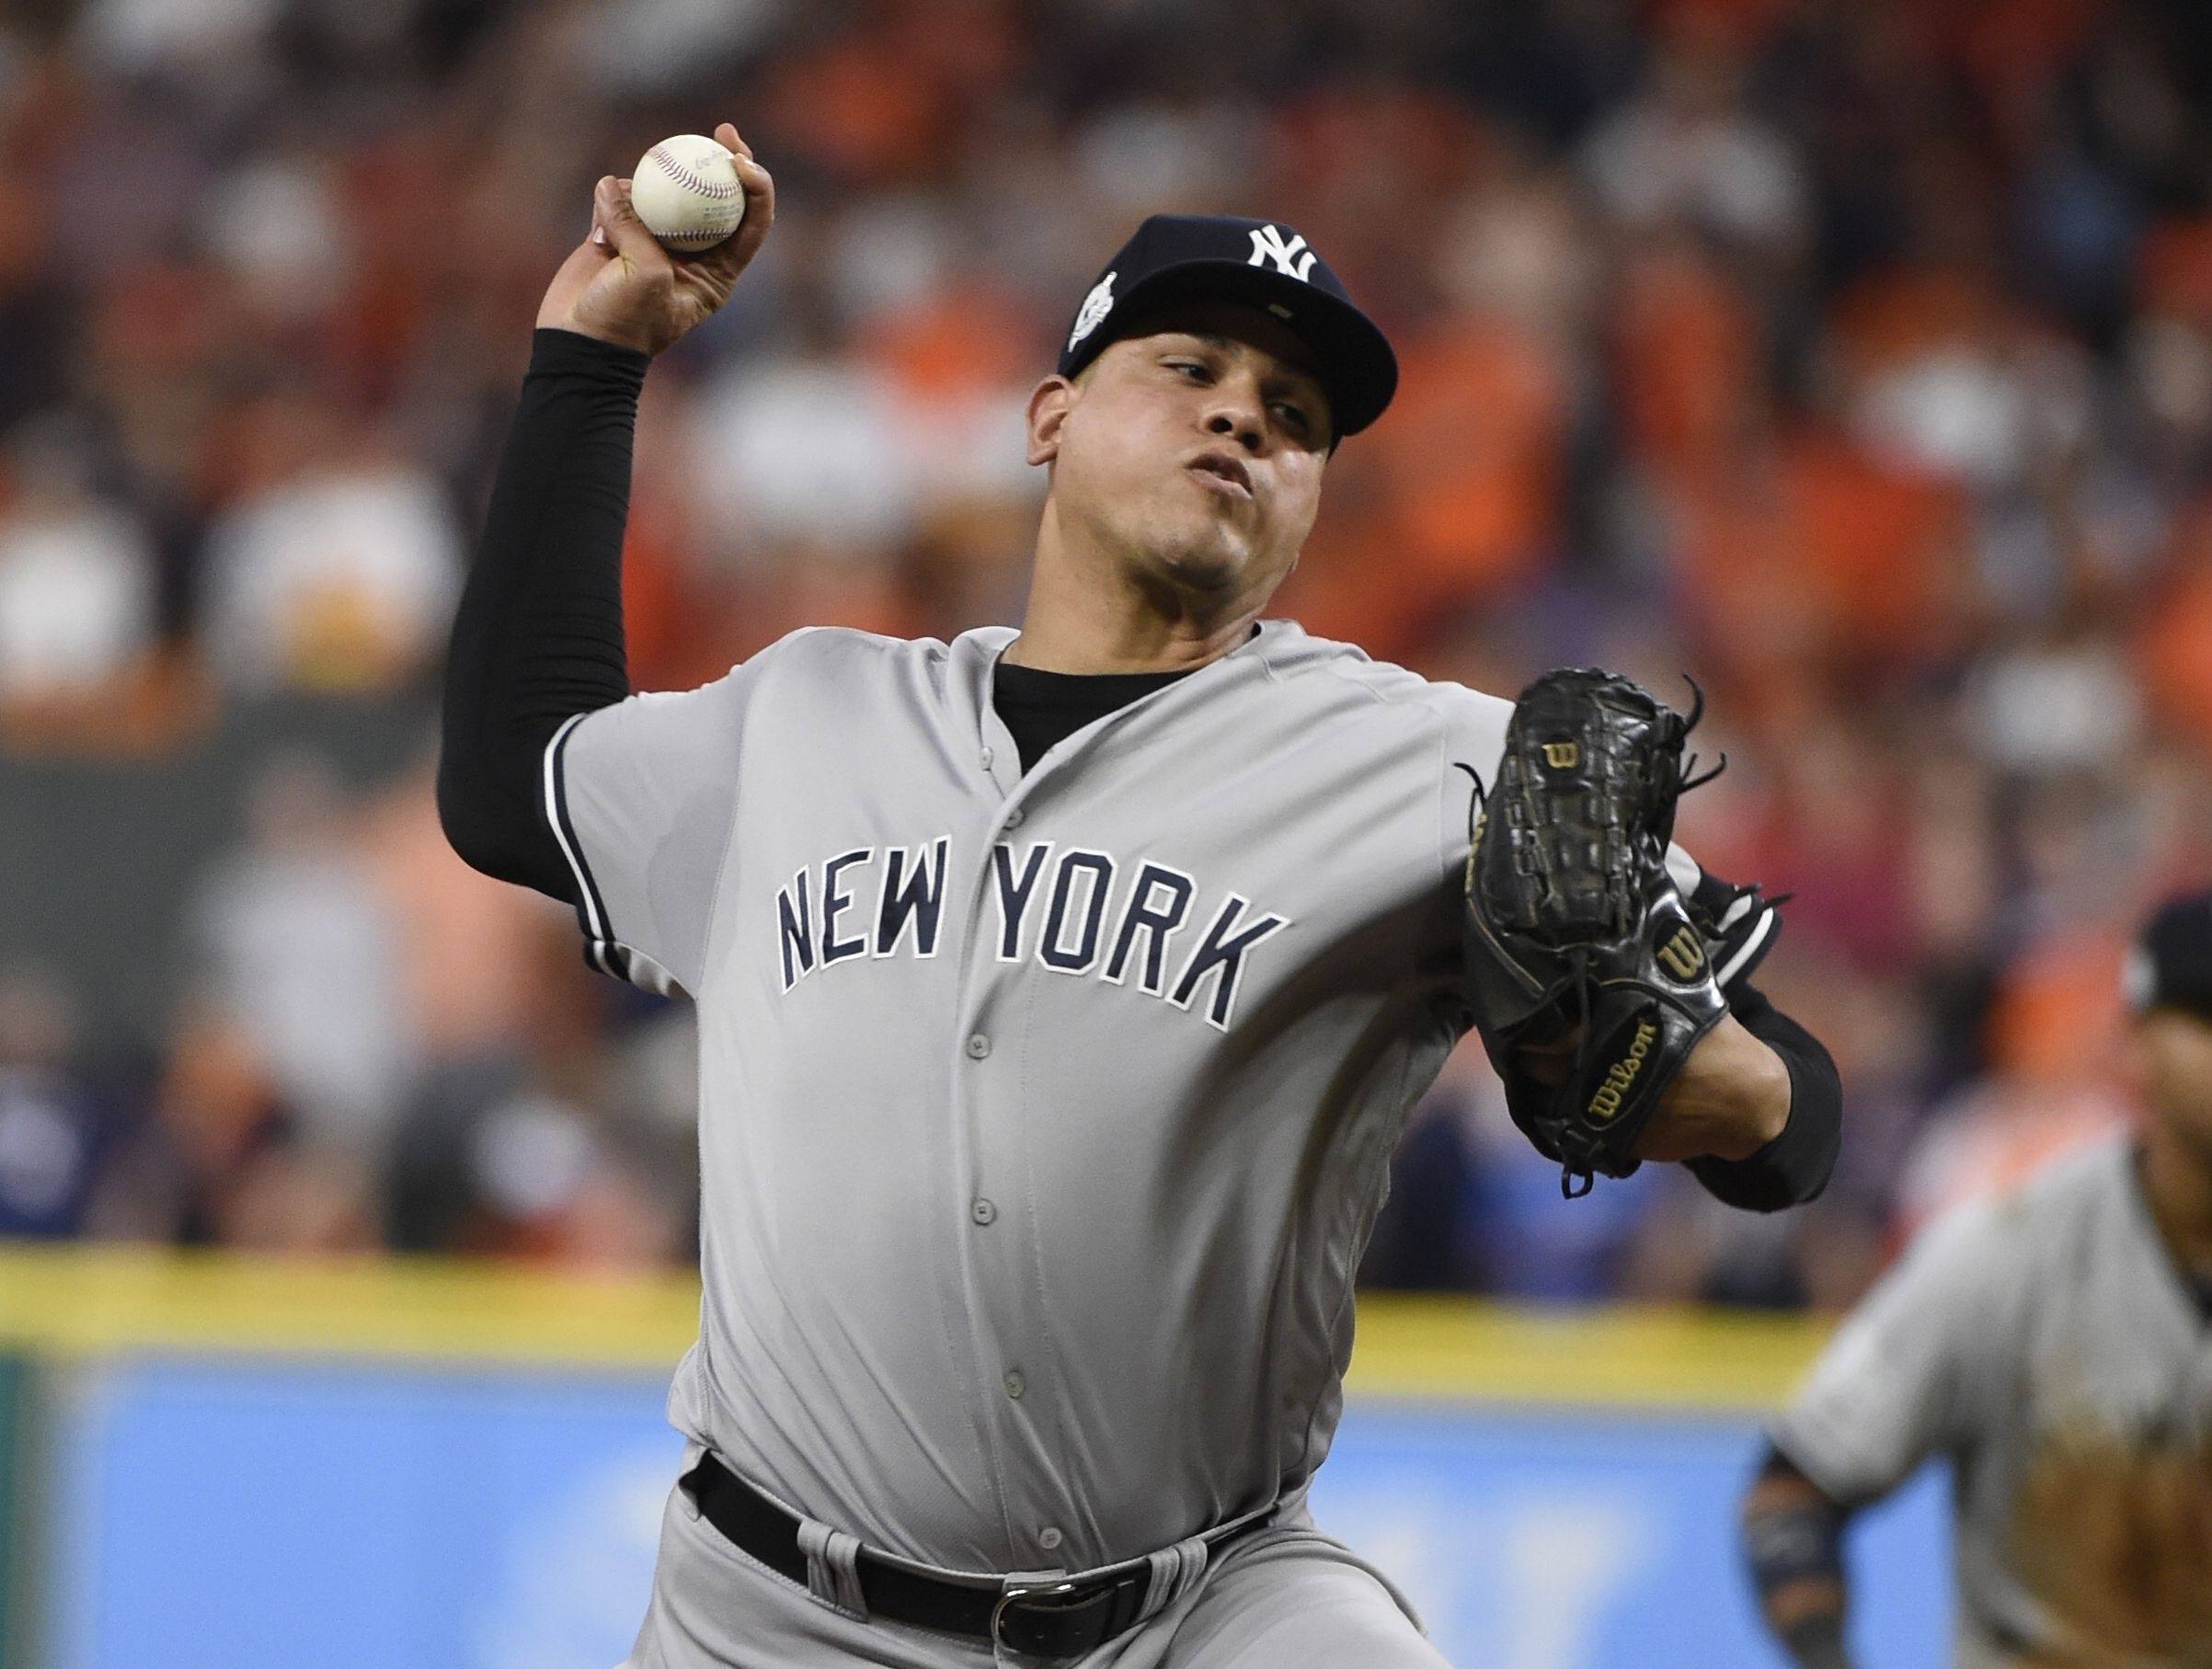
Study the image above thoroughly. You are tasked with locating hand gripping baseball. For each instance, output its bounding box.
[1461,669,1731,1197]
[537,121,775,357]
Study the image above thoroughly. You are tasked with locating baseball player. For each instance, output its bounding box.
[441,124,1840,1667]
[1741,890,2212,1668]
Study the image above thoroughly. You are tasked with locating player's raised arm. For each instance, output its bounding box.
[437,124,773,901]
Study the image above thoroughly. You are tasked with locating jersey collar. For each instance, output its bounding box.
[947,619,1301,785]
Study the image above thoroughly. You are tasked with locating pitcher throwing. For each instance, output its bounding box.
[440,122,1840,1668]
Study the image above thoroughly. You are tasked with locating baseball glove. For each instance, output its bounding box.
[1461,669,1728,1197]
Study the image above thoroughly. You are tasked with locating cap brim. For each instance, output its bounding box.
[1062,260,1398,438]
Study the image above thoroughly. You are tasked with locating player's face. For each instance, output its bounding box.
[1029,303,1332,607]
[2133,1009,2212,1160]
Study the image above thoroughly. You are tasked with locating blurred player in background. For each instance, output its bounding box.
[1740,888,2212,1667]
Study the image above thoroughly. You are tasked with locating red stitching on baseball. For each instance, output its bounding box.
[648,143,741,201]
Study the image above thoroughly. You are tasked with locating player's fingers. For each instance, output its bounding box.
[714,120,753,161]
[594,175,664,267]
[734,152,774,241]
[697,151,774,280]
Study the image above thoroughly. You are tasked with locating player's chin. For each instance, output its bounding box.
[1151,526,1260,594]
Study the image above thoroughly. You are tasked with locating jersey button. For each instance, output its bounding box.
[965,1033,991,1060]
[980,747,995,770]
[969,1197,997,1226]
[1003,806,1025,829]
[1038,1527,1063,1551]
[1003,1370,1026,1400]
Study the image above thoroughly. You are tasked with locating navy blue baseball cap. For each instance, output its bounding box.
[2126,889,2212,1022]
[1056,213,1399,438]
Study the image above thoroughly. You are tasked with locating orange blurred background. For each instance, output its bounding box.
[2,0,2209,1316]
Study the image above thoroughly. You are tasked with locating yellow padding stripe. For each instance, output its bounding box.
[0,1248,1829,1407]
[0,1246,701,1370]
[1345,1294,1826,1409]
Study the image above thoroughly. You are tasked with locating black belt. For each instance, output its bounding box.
[682,1452,1266,1659]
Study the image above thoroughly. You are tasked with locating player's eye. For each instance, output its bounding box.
[1165,359,1211,382]
[1272,402,1311,435]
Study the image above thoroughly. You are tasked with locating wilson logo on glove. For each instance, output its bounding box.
[1588,1020,1657,1122]
[1656,925,1706,981]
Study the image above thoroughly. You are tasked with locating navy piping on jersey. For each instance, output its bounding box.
[544,711,629,983]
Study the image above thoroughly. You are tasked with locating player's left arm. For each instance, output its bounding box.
[1633,999,1794,1162]
[1505,868,1840,1207]
[1639,868,1840,1208]
[1677,980,1840,1207]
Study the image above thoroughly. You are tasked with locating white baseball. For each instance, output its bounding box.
[629,134,746,253]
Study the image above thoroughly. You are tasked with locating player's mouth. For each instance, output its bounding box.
[1186,451,1253,501]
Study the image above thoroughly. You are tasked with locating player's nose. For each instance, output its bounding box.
[1202,390,1265,453]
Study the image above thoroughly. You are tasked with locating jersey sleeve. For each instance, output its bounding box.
[1667,852,1783,994]
[1770,1195,2019,1503]
[544,660,766,998]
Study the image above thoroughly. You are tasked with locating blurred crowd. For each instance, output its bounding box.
[2,0,2210,1305]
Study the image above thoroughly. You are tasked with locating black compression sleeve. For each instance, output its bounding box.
[438,328,649,902]
[1686,982,1842,1212]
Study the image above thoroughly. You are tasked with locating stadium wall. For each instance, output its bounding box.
[0,1251,1947,1668]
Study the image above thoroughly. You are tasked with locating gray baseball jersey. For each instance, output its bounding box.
[547,620,1721,1578]
[1772,1137,2212,1666]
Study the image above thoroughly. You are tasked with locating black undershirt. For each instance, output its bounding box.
[992,663,1194,772]
[440,327,1841,1213]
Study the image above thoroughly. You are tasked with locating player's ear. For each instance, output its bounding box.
[1026,375,1077,466]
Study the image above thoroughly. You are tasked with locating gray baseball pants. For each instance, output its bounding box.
[620,1466,1449,1669]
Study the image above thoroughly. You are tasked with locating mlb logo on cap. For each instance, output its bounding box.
[1056,213,1399,437]
[1246,224,1318,279]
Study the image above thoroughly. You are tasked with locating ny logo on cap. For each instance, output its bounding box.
[1248,225,1318,280]
[1068,270,1117,350]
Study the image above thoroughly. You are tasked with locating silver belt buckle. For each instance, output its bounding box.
[990,1578,1080,1652]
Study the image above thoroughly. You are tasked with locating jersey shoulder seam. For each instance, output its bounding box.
[734,625,953,700]
[1261,636,1495,716]
[763,623,941,661]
